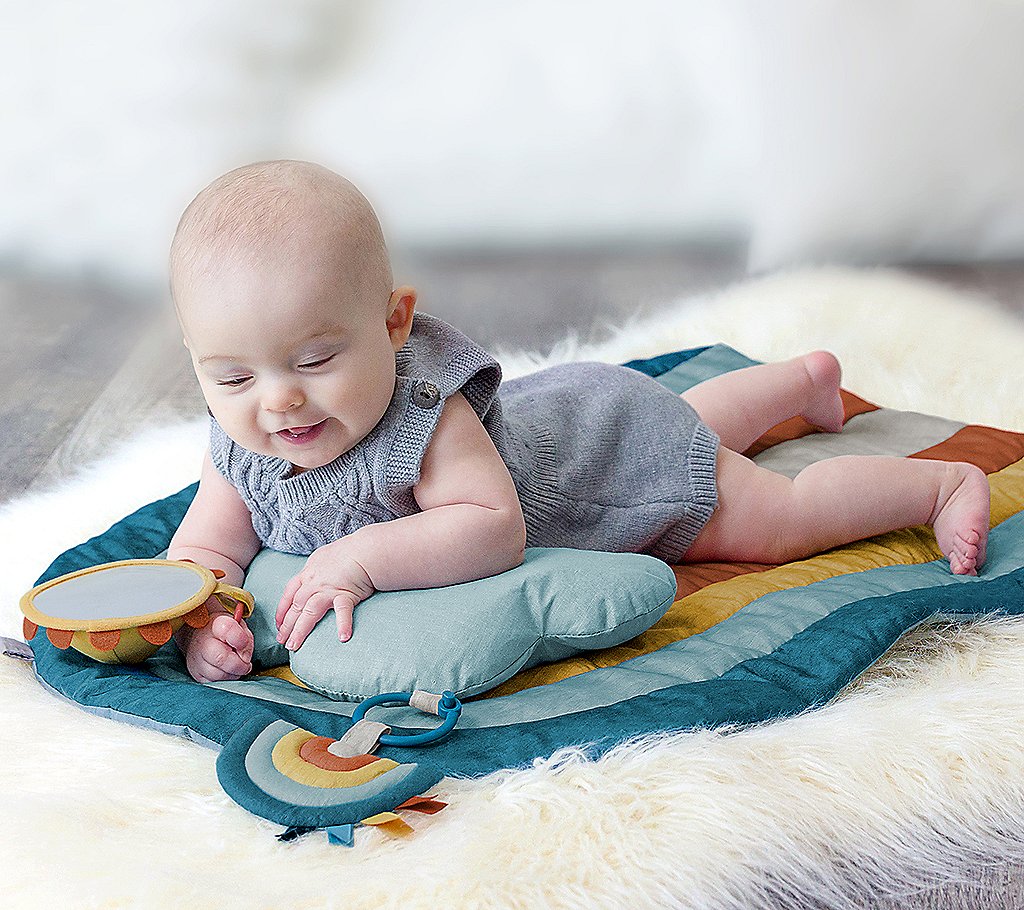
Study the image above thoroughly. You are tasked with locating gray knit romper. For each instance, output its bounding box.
[208,312,720,564]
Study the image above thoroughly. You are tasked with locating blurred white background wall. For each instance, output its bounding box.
[2,0,1022,292]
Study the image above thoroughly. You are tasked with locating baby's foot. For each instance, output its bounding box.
[801,350,845,433]
[929,463,991,575]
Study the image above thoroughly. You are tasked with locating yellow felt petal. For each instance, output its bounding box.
[361,813,413,836]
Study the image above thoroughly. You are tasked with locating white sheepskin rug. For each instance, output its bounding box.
[3,266,1024,909]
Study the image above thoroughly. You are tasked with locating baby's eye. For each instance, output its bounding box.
[216,376,251,387]
[299,354,336,369]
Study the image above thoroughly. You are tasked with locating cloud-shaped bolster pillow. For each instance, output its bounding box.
[242,547,678,701]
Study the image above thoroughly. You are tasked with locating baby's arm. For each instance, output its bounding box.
[380,390,528,585]
[276,391,526,650]
[168,449,264,682]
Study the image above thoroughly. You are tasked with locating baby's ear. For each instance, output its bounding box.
[386,286,417,350]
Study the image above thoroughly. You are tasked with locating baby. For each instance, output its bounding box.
[167,159,991,685]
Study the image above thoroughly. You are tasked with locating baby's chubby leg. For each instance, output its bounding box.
[685,449,991,575]
[682,352,845,453]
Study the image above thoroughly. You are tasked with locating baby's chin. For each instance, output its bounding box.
[268,441,346,469]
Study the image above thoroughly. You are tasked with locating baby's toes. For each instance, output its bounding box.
[976,537,988,570]
[958,532,979,564]
[958,528,980,548]
[950,547,978,576]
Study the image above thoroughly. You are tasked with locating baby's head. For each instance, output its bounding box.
[170,160,417,472]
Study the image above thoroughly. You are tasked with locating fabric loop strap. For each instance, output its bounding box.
[410,690,443,715]
[327,719,390,758]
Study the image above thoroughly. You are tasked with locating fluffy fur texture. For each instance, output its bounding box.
[3,267,1024,909]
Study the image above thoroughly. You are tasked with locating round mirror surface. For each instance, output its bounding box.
[32,563,207,622]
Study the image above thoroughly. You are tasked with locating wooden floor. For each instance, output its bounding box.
[4,245,1024,504]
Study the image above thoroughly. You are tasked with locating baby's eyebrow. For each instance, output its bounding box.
[198,331,345,366]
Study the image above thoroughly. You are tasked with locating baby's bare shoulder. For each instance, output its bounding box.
[414,391,518,511]
[419,392,489,462]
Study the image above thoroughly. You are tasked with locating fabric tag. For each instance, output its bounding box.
[1,637,34,662]
[410,690,442,715]
[326,824,354,847]
[276,825,316,842]
[360,812,414,836]
[396,795,448,815]
[327,719,390,758]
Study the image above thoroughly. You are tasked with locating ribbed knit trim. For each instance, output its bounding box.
[376,375,445,512]
[435,343,503,418]
[647,422,720,564]
[398,311,502,408]
[375,316,503,513]
[515,422,563,545]
[275,448,357,510]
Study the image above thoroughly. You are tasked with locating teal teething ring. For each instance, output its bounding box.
[352,690,462,746]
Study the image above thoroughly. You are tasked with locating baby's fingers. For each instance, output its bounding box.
[282,591,333,651]
[276,576,303,628]
[276,596,305,645]
[192,636,251,682]
[335,595,355,642]
[211,614,254,661]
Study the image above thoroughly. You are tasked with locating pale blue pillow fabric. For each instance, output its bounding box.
[242,547,678,701]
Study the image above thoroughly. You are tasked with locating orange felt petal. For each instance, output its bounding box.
[23,617,38,640]
[395,795,448,815]
[211,568,226,579]
[138,620,173,645]
[183,603,210,629]
[88,629,122,651]
[46,627,74,649]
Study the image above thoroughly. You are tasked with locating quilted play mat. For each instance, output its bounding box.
[20,341,1024,837]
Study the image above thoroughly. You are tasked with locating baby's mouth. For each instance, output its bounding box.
[277,419,328,442]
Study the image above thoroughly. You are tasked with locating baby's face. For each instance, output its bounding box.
[178,253,413,472]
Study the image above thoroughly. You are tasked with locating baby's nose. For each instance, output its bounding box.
[260,379,305,412]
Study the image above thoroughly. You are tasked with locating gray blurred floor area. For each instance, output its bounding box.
[3,243,1024,505]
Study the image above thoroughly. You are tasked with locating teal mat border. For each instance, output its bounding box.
[27,344,1024,777]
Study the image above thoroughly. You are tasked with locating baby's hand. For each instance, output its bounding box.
[276,541,376,651]
[182,598,254,683]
